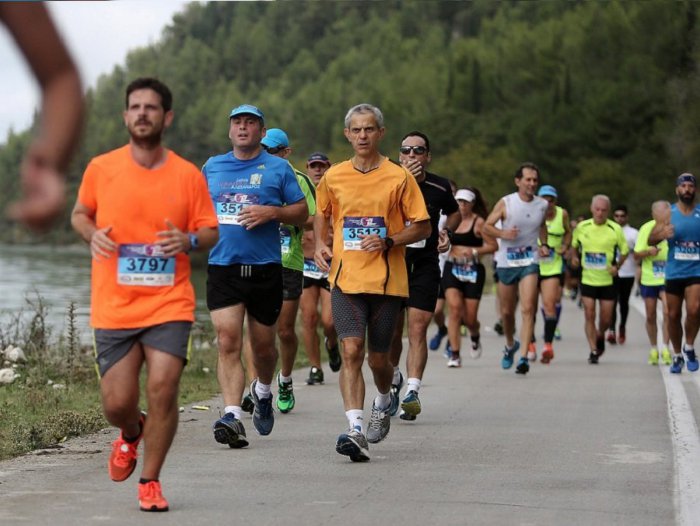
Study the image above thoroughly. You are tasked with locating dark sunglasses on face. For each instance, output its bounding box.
[399,146,427,155]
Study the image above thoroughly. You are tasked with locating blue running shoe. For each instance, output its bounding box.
[429,328,447,351]
[670,354,684,374]
[389,372,403,417]
[444,342,453,359]
[684,348,699,372]
[554,327,562,341]
[501,341,520,370]
[336,427,370,462]
[213,412,249,448]
[250,379,274,436]
[400,390,421,417]
[515,356,529,375]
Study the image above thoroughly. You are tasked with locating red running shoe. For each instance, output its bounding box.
[139,480,169,512]
[108,413,144,482]
[540,343,554,364]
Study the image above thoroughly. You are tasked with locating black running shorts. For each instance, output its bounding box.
[283,267,303,301]
[580,283,617,301]
[406,256,441,312]
[442,261,486,299]
[207,263,283,326]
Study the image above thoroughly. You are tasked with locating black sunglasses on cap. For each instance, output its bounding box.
[399,146,428,155]
[264,145,288,155]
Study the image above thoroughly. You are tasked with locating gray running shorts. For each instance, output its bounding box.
[330,288,402,353]
[93,321,192,377]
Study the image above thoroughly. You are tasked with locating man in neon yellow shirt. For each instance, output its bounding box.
[571,194,628,364]
[634,201,671,365]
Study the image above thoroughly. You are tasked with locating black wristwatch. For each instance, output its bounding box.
[384,237,395,250]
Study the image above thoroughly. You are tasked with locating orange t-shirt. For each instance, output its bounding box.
[316,158,429,297]
[77,145,218,329]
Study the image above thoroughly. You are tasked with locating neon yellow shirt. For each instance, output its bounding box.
[539,206,565,277]
[634,219,668,287]
[572,218,628,287]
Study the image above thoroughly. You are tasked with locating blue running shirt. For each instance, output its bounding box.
[203,150,304,265]
[666,203,700,280]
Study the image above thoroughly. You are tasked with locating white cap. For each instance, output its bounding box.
[455,189,475,202]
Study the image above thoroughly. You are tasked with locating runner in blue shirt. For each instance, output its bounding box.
[650,173,700,374]
[202,104,307,447]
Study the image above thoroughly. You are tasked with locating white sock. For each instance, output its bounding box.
[224,405,242,420]
[392,366,402,385]
[279,373,293,384]
[375,391,391,410]
[684,344,695,352]
[346,409,364,432]
[406,377,421,393]
[255,381,272,399]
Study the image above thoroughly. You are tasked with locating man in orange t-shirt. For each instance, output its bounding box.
[314,103,430,462]
[71,78,218,512]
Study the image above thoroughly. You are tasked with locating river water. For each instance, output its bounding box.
[0,243,209,344]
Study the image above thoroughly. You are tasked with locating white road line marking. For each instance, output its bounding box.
[632,296,700,525]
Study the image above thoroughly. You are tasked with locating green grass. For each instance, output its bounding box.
[0,304,316,461]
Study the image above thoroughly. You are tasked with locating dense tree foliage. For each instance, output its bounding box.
[1,0,697,241]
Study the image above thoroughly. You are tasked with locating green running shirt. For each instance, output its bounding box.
[280,167,316,271]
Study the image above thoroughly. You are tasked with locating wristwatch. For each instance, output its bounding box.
[188,233,199,252]
[384,237,395,250]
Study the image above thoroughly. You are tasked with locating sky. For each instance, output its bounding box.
[0,1,192,141]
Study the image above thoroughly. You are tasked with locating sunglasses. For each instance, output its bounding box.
[264,145,287,155]
[399,146,427,155]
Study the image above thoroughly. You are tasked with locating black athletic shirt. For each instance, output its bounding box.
[405,170,459,260]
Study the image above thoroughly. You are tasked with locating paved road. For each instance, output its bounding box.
[0,294,695,525]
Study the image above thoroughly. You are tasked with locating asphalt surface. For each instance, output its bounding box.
[0,294,689,525]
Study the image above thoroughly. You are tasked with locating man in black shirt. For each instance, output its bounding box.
[389,131,460,420]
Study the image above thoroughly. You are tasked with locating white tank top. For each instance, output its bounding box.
[617,224,639,278]
[495,192,548,268]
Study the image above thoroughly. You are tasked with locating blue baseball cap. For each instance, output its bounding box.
[261,128,289,149]
[538,185,558,198]
[677,172,697,186]
[229,104,264,123]
[307,152,330,165]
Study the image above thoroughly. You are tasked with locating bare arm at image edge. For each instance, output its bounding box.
[2,3,85,231]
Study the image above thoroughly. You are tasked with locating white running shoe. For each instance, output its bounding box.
[470,341,482,359]
[447,356,462,368]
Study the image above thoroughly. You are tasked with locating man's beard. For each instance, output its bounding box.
[128,121,162,149]
[679,191,696,205]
